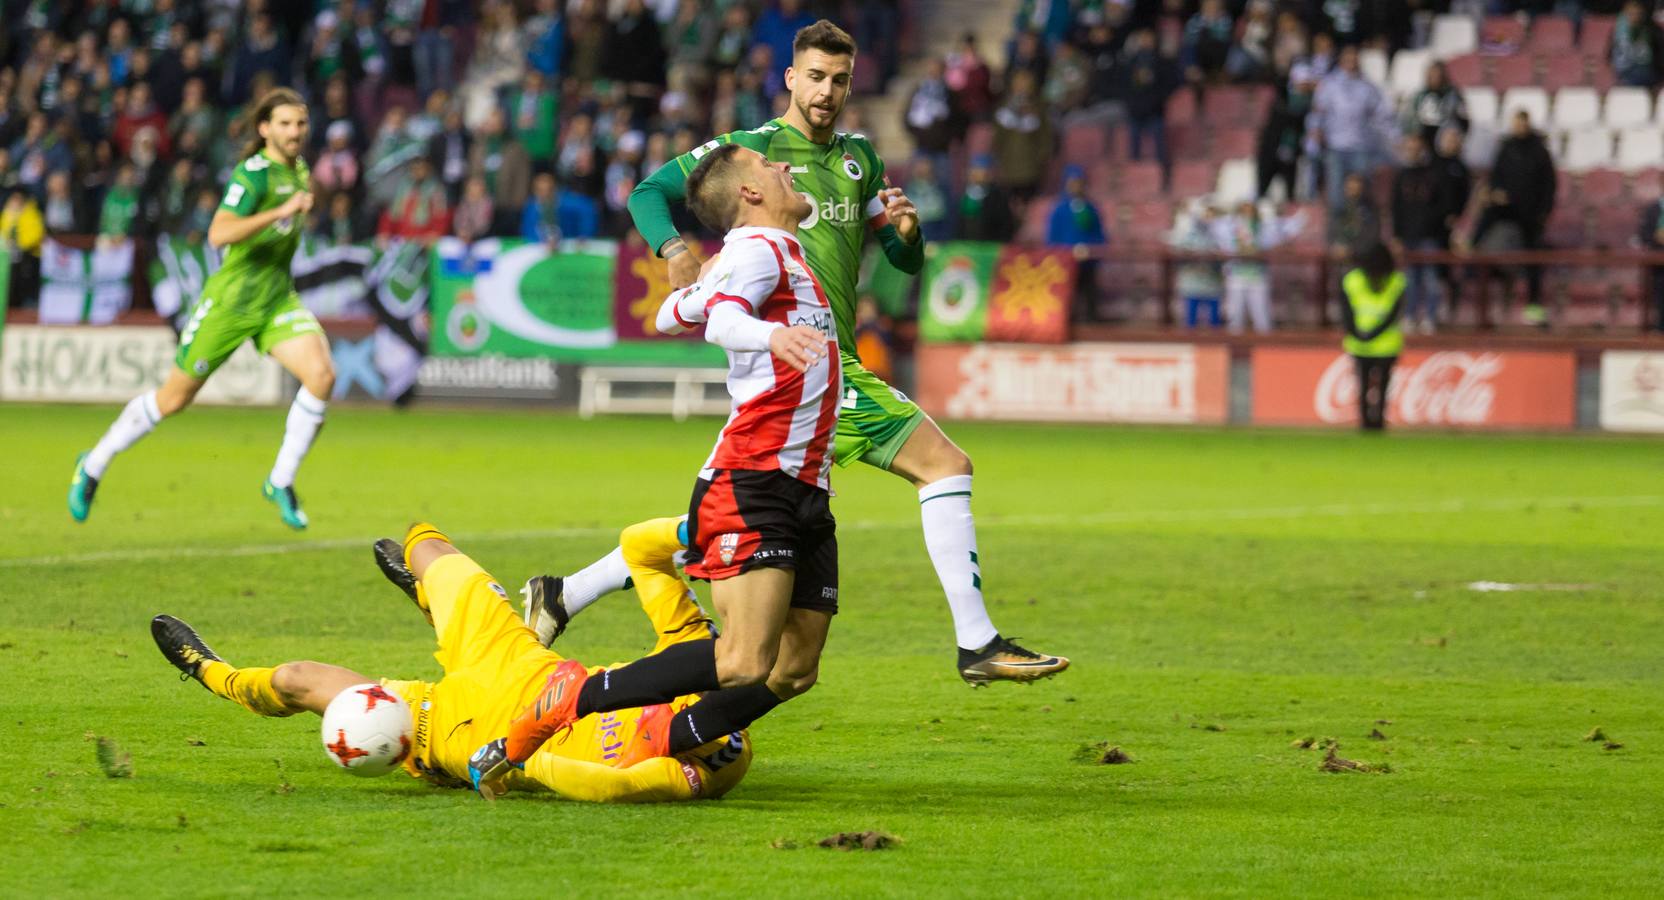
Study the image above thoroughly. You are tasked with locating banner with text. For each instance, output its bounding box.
[917,342,1229,424]
[1252,347,1576,429]
[1,325,284,405]
[1599,351,1664,432]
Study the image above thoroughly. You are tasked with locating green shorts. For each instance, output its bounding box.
[833,357,926,470]
[175,290,322,378]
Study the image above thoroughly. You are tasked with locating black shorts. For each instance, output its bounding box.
[683,468,838,615]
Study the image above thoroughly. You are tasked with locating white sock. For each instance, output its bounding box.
[563,546,631,618]
[267,388,327,489]
[919,475,999,650]
[85,390,162,478]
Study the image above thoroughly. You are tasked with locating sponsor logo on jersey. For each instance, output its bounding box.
[798,194,862,230]
[841,154,863,181]
[791,310,833,333]
[718,532,739,566]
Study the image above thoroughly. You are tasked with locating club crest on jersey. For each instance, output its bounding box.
[841,154,863,181]
[718,533,740,566]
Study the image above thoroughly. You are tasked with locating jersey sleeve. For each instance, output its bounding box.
[852,139,925,274]
[683,239,781,317]
[220,163,267,216]
[630,128,777,256]
[521,751,706,802]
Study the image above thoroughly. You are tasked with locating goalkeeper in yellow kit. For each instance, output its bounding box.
[150,517,750,802]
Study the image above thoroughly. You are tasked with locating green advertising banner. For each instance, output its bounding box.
[918,241,999,343]
[430,237,721,366]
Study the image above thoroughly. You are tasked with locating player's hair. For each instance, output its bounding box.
[242,87,309,159]
[793,19,856,58]
[685,143,748,232]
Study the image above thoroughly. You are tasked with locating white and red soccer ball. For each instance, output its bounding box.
[320,683,413,777]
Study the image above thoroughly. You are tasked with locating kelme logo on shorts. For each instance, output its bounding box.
[718,533,739,566]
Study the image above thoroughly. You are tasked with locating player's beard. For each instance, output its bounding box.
[795,95,844,136]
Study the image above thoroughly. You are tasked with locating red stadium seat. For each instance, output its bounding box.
[1170,161,1216,198]
[1540,60,1587,92]
[1445,53,1483,87]
[1213,128,1257,160]
[1019,195,1054,243]
[1632,169,1663,201]
[1591,206,1639,249]
[1578,169,1625,203]
[1544,207,1586,247]
[1202,86,1258,126]
[1482,16,1527,50]
[1061,124,1107,166]
[1528,17,1577,54]
[1128,200,1175,238]
[1115,161,1167,201]
[1490,53,1536,89]
[1087,160,1115,194]
[1166,89,1197,125]
[1580,16,1616,56]
[1168,122,1206,160]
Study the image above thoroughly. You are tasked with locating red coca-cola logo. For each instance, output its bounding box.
[1314,352,1502,425]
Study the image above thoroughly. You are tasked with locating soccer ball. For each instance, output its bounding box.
[320,683,414,778]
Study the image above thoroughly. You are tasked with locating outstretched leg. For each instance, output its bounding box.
[888,417,1070,685]
[151,613,367,717]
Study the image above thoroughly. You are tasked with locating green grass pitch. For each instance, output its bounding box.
[2,404,1661,896]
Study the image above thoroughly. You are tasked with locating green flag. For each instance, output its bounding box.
[918,241,999,343]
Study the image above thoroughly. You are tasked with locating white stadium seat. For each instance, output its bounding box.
[1463,87,1499,127]
[1389,49,1431,98]
[1603,87,1653,129]
[1429,15,1479,60]
[1214,158,1258,205]
[1552,87,1601,131]
[1617,127,1664,172]
[1500,87,1550,130]
[1561,128,1614,173]
[1360,47,1390,89]
[1463,123,1499,169]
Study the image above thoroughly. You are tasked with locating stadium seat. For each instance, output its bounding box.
[1540,61,1590,93]
[1116,161,1167,201]
[1591,205,1638,249]
[1544,207,1586,247]
[1129,201,1176,239]
[1491,54,1536,89]
[1579,15,1617,56]
[1430,15,1479,60]
[1212,128,1258,160]
[1579,169,1626,203]
[1528,17,1577,54]
[1389,49,1430,97]
[1481,16,1527,51]
[1214,158,1257,204]
[1203,86,1260,126]
[1360,47,1390,88]
[1616,128,1664,172]
[1061,124,1107,166]
[1166,89,1197,125]
[1603,86,1653,129]
[1463,123,1499,169]
[1445,54,1484,88]
[1171,161,1218,199]
[1463,87,1499,126]
[1087,160,1115,194]
[1500,87,1550,128]
[1633,168,1663,201]
[1561,128,1614,173]
[1552,87,1601,131]
[1019,196,1053,244]
[1168,122,1206,160]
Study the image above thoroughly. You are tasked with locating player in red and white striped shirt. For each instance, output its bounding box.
[471,144,846,795]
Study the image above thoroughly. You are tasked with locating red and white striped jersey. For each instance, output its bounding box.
[661,226,842,489]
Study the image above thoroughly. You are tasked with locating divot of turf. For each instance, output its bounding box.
[1074,741,1134,764]
[819,831,899,851]
[1368,728,1388,741]
[1320,746,1390,774]
[1584,727,1608,742]
[93,736,132,778]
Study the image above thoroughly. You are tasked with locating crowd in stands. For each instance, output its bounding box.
[893,0,1659,330]
[0,0,903,306]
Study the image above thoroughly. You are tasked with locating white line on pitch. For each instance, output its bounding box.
[3,495,1657,570]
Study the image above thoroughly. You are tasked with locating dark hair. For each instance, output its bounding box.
[1354,242,1397,287]
[242,87,308,159]
[793,19,856,58]
[685,142,748,232]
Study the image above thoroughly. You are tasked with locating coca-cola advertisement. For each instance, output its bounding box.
[916,343,1229,425]
[1252,347,1576,429]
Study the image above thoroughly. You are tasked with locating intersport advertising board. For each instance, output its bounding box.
[1252,347,1576,429]
[916,343,1229,424]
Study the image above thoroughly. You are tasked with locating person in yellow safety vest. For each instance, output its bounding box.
[1339,242,1406,431]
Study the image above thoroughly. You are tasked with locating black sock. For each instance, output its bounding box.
[667,683,785,754]
[575,639,718,717]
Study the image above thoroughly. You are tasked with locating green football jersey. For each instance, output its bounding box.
[650,119,921,360]
[206,148,310,312]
